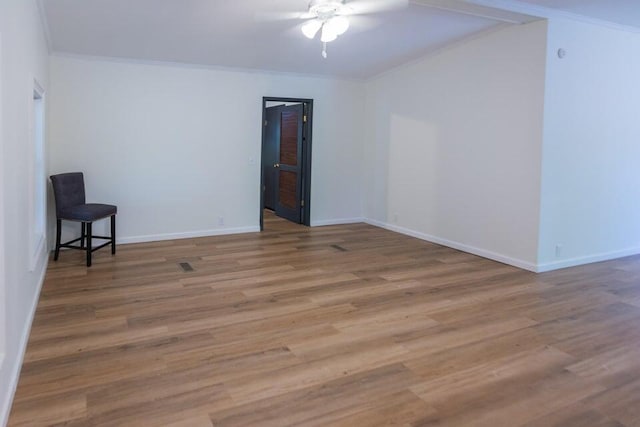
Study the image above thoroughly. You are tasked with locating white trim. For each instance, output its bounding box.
[411,0,539,24]
[29,235,46,272]
[49,52,365,83]
[310,218,364,227]
[467,0,640,34]
[364,218,538,272]
[537,247,640,273]
[363,219,640,273]
[0,258,48,427]
[117,226,261,245]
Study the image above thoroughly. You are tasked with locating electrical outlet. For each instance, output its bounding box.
[555,244,562,258]
[393,213,398,223]
[218,216,224,226]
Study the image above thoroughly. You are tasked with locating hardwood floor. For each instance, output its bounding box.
[9,211,640,426]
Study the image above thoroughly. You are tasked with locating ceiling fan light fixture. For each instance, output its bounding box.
[309,0,345,18]
[325,15,349,36]
[320,24,338,43]
[301,19,323,39]
[302,0,358,57]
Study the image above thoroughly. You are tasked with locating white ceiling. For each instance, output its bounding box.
[41,0,506,79]
[42,0,637,79]
[514,0,640,29]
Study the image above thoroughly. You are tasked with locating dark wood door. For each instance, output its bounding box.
[275,104,304,223]
[263,106,282,210]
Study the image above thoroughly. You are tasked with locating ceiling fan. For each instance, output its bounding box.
[265,0,409,59]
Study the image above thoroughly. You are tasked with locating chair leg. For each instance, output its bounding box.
[111,215,116,255]
[81,222,86,249]
[54,219,62,261]
[86,222,92,267]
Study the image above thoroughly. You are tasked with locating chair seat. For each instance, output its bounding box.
[60,203,117,222]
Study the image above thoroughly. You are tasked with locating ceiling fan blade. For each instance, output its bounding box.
[253,10,312,23]
[344,0,409,15]
[345,15,381,32]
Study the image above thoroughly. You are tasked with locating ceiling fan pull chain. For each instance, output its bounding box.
[322,42,328,59]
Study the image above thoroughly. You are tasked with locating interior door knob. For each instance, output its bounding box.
[274,163,280,168]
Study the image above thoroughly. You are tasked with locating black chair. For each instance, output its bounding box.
[50,172,117,267]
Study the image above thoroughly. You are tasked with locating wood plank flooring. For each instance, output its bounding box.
[9,211,640,426]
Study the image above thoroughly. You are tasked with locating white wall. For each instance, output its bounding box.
[538,18,640,271]
[0,0,50,425]
[364,21,548,270]
[49,56,365,242]
[0,29,5,384]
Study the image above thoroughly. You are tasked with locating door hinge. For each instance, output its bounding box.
[264,120,268,126]
[301,200,305,207]
[263,185,266,191]
[303,115,307,123]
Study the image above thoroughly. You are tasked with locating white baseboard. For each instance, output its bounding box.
[310,217,364,227]
[0,256,49,427]
[364,218,538,272]
[117,226,261,245]
[29,235,46,272]
[536,247,640,273]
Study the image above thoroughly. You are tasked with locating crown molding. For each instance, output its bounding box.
[411,0,539,24]
[466,0,640,34]
[49,52,366,83]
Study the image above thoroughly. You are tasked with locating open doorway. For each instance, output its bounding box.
[260,97,313,230]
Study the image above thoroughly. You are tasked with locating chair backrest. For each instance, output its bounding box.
[50,172,86,217]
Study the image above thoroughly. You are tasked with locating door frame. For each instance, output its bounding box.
[260,96,313,230]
